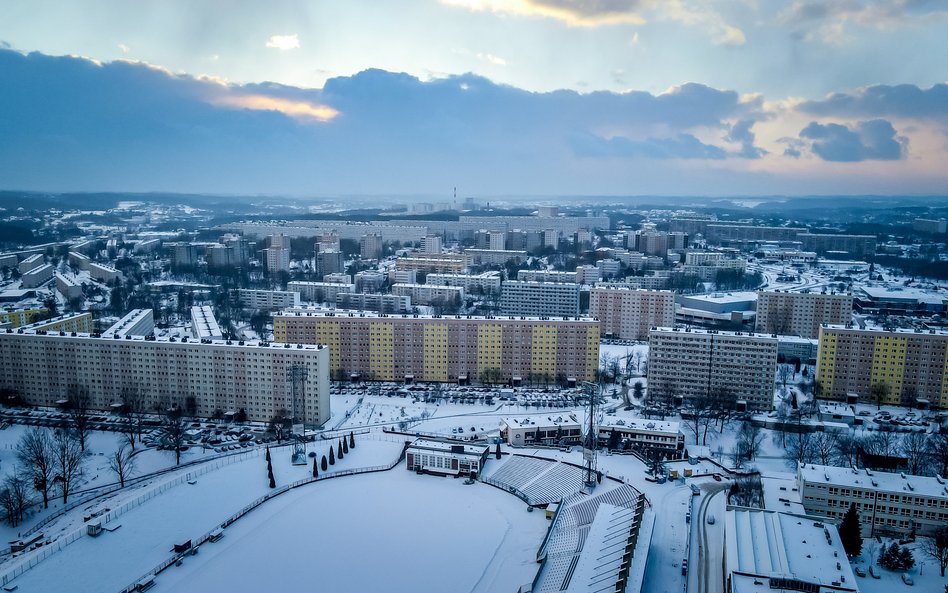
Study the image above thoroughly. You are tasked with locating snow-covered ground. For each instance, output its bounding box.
[852,537,947,593]
[155,469,549,593]
[2,436,405,593]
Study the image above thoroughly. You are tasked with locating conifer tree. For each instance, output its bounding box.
[312,458,318,478]
[839,502,863,558]
[349,431,355,448]
[329,446,335,465]
[321,455,328,471]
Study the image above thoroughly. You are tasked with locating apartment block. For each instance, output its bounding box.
[102,309,154,338]
[21,312,94,334]
[190,306,223,340]
[392,283,464,306]
[336,293,411,314]
[0,327,330,424]
[21,263,54,288]
[589,287,675,341]
[0,308,48,328]
[359,233,383,260]
[273,311,600,384]
[798,463,948,537]
[394,255,466,274]
[88,262,123,284]
[18,254,45,274]
[816,325,948,407]
[68,251,91,271]
[647,327,778,410]
[237,289,301,311]
[755,291,853,338]
[426,272,501,294]
[464,249,526,267]
[517,270,578,283]
[500,281,580,318]
[287,281,354,303]
[55,272,84,301]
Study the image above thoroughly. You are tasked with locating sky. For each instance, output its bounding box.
[0,0,946,197]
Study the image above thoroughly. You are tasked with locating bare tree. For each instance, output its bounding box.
[778,364,794,389]
[683,394,716,446]
[16,428,55,509]
[162,401,188,466]
[0,469,32,527]
[65,384,93,451]
[901,431,929,475]
[119,385,149,449]
[870,381,891,410]
[108,442,137,487]
[733,421,765,465]
[862,430,900,458]
[921,524,948,577]
[832,432,859,467]
[927,433,948,477]
[53,430,86,504]
[809,432,837,465]
[785,431,814,468]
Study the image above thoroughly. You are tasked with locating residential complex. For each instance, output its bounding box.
[426,272,501,294]
[0,321,330,424]
[391,283,464,306]
[500,281,580,318]
[273,310,600,384]
[21,263,54,288]
[798,463,948,537]
[589,287,675,341]
[647,327,778,410]
[816,325,948,407]
[755,290,853,338]
[102,309,154,338]
[287,281,355,303]
[335,293,411,314]
[237,289,301,311]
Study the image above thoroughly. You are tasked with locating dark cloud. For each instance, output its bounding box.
[783,0,948,25]
[798,119,907,161]
[725,119,767,159]
[798,83,948,120]
[570,132,728,160]
[0,41,10,50]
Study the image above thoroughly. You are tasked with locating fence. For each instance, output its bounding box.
[0,447,274,588]
[116,440,409,593]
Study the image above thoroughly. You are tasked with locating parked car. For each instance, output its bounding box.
[712,474,722,482]
[901,573,913,586]
[854,567,866,577]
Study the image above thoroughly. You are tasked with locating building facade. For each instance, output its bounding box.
[391,283,464,306]
[0,328,330,424]
[500,281,580,318]
[287,281,355,304]
[273,311,600,384]
[647,327,778,410]
[816,325,948,407]
[755,291,853,338]
[798,463,948,537]
[589,287,675,341]
[237,289,301,311]
[405,439,489,477]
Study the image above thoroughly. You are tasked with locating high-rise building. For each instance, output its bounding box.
[647,327,778,410]
[500,281,580,318]
[273,311,600,384]
[816,325,948,407]
[264,234,291,272]
[755,291,853,338]
[0,321,330,423]
[422,235,443,254]
[316,249,344,276]
[589,287,675,340]
[359,233,383,260]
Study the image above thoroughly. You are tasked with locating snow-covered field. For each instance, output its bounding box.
[155,469,549,593]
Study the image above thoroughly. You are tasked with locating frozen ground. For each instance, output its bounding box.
[155,469,549,593]
[2,437,404,593]
[852,538,948,593]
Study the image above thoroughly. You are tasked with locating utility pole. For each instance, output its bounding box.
[582,381,599,488]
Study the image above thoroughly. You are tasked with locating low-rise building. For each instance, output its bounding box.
[405,438,490,477]
[598,418,685,459]
[798,463,948,537]
[500,415,582,446]
[724,509,857,593]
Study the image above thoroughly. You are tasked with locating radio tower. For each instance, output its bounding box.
[582,381,599,488]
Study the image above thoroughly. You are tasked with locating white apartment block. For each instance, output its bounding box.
[500,281,580,318]
[392,283,464,306]
[464,249,526,266]
[88,262,123,284]
[798,463,948,537]
[517,269,578,283]
[21,263,54,288]
[68,251,91,271]
[647,327,778,410]
[389,269,417,285]
[190,306,223,340]
[755,290,853,338]
[422,235,443,254]
[335,293,411,314]
[102,308,155,338]
[359,233,383,260]
[589,287,675,341]
[237,289,301,310]
[55,272,83,301]
[18,254,44,274]
[287,281,355,303]
[0,329,330,424]
[264,246,290,272]
[323,273,352,285]
[426,272,501,294]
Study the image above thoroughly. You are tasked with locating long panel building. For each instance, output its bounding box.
[755,290,853,338]
[500,281,580,318]
[273,311,600,384]
[816,325,948,407]
[647,327,778,410]
[0,317,330,424]
[589,287,675,341]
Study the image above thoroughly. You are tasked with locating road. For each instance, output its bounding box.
[688,481,729,593]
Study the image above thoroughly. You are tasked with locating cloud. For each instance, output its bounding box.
[797,119,907,161]
[118,43,130,54]
[440,0,647,27]
[781,1,948,42]
[476,52,507,66]
[212,94,339,122]
[265,34,300,51]
[798,84,948,120]
[726,119,767,159]
[570,131,728,159]
[660,0,746,46]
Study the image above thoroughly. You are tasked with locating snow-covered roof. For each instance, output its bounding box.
[599,417,681,435]
[407,438,488,458]
[276,310,599,323]
[857,284,946,305]
[724,509,856,592]
[560,504,638,592]
[799,463,948,499]
[501,415,580,429]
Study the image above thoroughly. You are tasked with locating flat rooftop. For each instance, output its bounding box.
[408,438,489,456]
[800,463,948,499]
[276,310,599,323]
[599,418,681,434]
